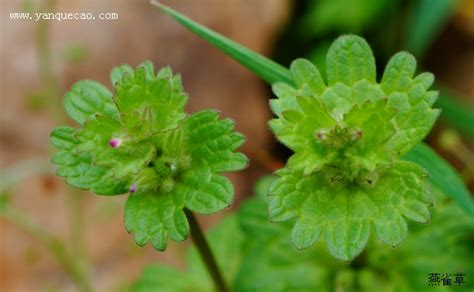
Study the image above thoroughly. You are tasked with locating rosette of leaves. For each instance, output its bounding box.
[50,61,247,250]
[268,35,440,261]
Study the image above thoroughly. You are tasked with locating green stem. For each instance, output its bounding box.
[184,209,228,292]
[1,206,92,292]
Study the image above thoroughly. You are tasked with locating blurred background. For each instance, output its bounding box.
[0,0,473,291]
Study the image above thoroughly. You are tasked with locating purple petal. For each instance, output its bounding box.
[109,138,122,148]
[129,183,137,193]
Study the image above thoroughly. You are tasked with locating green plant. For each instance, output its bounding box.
[267,38,439,261]
[50,61,247,290]
[40,2,474,291]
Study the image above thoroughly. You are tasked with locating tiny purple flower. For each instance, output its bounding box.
[129,183,137,193]
[109,138,122,148]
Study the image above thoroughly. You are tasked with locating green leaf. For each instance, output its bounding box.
[269,93,336,174]
[64,80,120,125]
[326,35,376,86]
[290,58,326,95]
[124,191,188,250]
[380,51,441,156]
[403,143,474,216]
[50,127,128,195]
[381,52,417,94]
[185,110,248,172]
[110,64,133,86]
[152,1,293,85]
[114,65,187,134]
[178,168,233,215]
[269,160,431,261]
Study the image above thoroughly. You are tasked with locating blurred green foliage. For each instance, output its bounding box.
[63,43,87,64]
[132,215,243,291]
[436,88,474,138]
[299,0,392,38]
[405,0,457,57]
[133,176,474,291]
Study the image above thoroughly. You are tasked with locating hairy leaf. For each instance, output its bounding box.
[63,80,119,125]
[50,126,128,195]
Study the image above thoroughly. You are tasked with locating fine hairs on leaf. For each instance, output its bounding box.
[268,36,439,261]
[50,61,248,251]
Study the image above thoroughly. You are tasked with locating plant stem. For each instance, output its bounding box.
[184,209,228,292]
[1,206,92,292]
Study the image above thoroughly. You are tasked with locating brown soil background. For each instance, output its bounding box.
[0,0,472,291]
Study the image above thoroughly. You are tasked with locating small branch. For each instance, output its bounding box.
[1,206,92,292]
[184,209,228,292]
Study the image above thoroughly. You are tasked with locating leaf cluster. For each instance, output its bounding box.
[268,35,440,260]
[50,61,247,250]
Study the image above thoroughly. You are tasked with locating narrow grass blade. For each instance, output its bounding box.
[404,143,474,216]
[436,87,474,139]
[404,0,456,57]
[151,1,293,85]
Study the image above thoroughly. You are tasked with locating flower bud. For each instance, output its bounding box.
[109,138,122,148]
[129,183,137,193]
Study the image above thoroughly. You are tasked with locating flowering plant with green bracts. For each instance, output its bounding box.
[50,61,247,251]
[268,35,440,261]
